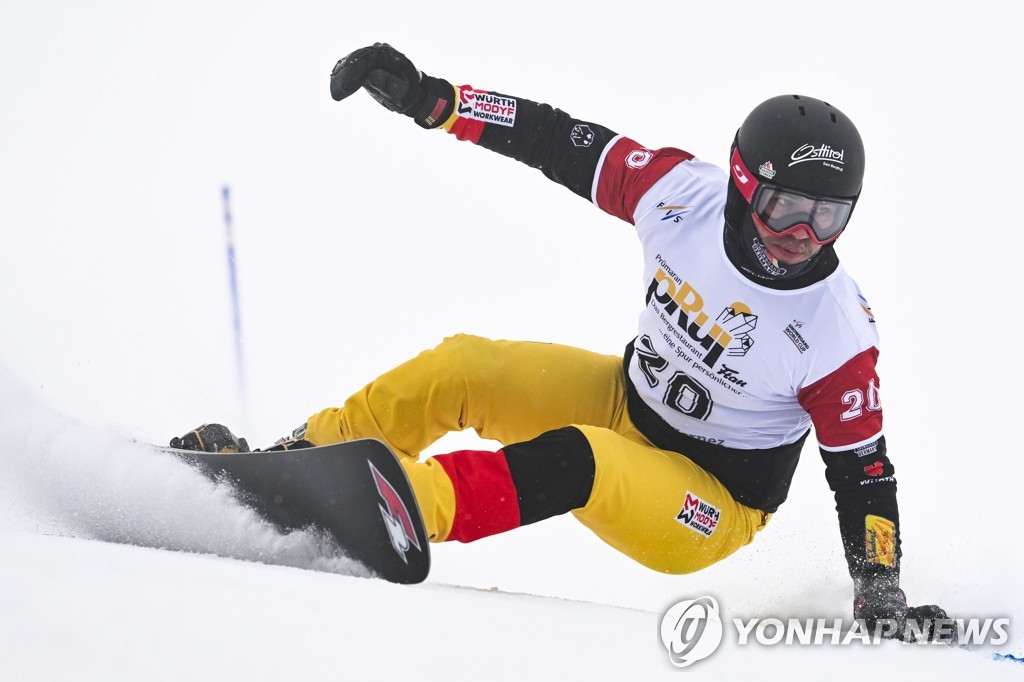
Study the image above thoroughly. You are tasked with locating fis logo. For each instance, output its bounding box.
[656,201,691,223]
[646,267,757,368]
[858,293,876,323]
[369,461,422,563]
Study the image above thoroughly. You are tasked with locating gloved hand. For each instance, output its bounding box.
[170,423,250,454]
[329,43,422,111]
[329,43,454,128]
[855,582,957,643]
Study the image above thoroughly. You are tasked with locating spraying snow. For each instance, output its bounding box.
[0,365,369,577]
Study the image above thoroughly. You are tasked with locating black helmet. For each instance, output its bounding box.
[723,95,864,285]
[730,94,865,202]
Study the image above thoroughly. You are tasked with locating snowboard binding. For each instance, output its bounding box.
[169,423,314,453]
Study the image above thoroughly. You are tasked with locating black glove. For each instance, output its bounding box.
[855,581,957,643]
[169,423,250,454]
[329,43,455,128]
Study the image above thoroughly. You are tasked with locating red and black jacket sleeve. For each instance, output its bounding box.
[411,74,687,217]
[798,347,902,593]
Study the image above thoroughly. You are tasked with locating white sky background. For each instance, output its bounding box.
[2,0,1023,670]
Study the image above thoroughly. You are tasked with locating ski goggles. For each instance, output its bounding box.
[751,185,854,245]
[729,146,855,245]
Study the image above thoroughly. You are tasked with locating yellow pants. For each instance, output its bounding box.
[304,334,768,574]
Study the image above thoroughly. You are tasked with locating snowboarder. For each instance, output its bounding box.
[174,43,950,640]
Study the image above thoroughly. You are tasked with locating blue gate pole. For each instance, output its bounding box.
[222,185,247,409]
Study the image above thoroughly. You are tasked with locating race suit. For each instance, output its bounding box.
[305,78,900,589]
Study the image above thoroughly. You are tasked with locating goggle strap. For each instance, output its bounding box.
[730,148,758,202]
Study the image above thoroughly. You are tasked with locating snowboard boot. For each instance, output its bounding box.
[170,423,250,454]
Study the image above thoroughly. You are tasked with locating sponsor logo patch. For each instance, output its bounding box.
[626,149,653,169]
[789,143,845,172]
[784,321,810,353]
[646,263,758,369]
[370,461,422,563]
[859,475,895,486]
[716,364,747,388]
[570,123,594,147]
[854,441,879,457]
[676,491,721,537]
[863,461,884,477]
[457,86,517,127]
[731,152,750,186]
[865,514,896,567]
[758,161,776,179]
[751,236,787,277]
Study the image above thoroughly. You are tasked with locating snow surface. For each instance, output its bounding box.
[2,1,1023,679]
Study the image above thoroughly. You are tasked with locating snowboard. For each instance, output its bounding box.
[162,439,430,584]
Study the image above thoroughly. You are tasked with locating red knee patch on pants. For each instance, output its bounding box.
[434,449,521,543]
